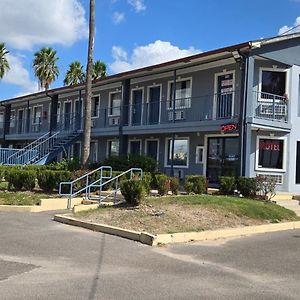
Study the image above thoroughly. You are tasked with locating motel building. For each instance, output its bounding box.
[1,33,300,193]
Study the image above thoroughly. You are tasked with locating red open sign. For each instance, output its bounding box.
[221,123,238,134]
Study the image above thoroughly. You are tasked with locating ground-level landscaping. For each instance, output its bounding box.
[0,191,50,206]
[72,195,300,235]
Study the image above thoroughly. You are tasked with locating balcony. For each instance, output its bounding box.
[253,91,288,123]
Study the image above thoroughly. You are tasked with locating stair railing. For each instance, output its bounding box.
[59,166,113,209]
[0,148,20,164]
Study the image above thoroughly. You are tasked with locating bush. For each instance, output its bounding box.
[237,177,257,198]
[37,170,72,193]
[155,174,170,196]
[120,179,145,206]
[219,176,236,195]
[170,177,180,195]
[142,172,152,195]
[5,169,36,191]
[184,176,206,194]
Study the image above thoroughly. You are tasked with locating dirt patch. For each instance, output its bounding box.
[74,203,267,235]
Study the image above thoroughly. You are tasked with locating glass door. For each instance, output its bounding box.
[64,102,72,131]
[131,89,142,126]
[216,73,234,119]
[17,110,24,133]
[206,137,239,184]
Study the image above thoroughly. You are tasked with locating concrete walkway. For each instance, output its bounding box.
[275,199,300,216]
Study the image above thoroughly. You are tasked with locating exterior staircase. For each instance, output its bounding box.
[1,113,82,166]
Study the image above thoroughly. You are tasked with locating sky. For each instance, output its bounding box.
[0,0,299,100]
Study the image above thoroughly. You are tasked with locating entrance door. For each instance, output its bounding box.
[216,73,234,119]
[131,90,142,126]
[17,110,24,133]
[206,137,239,184]
[146,140,158,160]
[64,102,72,131]
[148,86,160,124]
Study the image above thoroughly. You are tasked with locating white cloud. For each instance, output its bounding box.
[128,0,146,12]
[0,0,88,50]
[109,40,200,73]
[113,11,125,24]
[3,53,39,96]
[278,16,300,35]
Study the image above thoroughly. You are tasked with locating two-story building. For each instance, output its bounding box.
[1,33,300,192]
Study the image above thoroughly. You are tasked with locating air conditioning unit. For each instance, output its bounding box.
[109,117,120,126]
[168,110,186,121]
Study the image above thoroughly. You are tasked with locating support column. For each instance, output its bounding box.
[119,79,130,156]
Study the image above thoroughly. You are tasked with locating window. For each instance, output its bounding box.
[109,92,121,116]
[257,138,284,170]
[10,110,15,128]
[92,96,100,118]
[261,70,286,97]
[195,146,204,164]
[166,138,189,167]
[129,140,141,155]
[168,79,191,109]
[108,140,119,157]
[33,106,42,124]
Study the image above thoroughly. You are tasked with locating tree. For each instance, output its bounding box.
[93,60,107,80]
[64,61,85,86]
[33,47,59,90]
[81,0,95,168]
[0,43,10,79]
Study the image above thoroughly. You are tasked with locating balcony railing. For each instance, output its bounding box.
[254,91,288,122]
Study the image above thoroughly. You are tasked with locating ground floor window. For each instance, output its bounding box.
[257,137,284,170]
[166,138,189,167]
[107,140,119,157]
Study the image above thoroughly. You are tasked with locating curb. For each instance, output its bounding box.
[53,214,300,246]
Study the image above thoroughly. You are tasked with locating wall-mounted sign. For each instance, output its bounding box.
[258,138,284,169]
[221,122,238,134]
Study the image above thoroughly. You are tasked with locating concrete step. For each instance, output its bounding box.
[272,194,294,201]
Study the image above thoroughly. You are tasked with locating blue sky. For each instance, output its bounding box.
[0,0,299,100]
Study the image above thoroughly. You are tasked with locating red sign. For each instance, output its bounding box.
[259,141,281,151]
[221,123,238,134]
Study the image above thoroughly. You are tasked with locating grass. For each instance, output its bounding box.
[74,194,299,234]
[0,191,49,206]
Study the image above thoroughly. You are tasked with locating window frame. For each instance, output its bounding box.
[164,137,189,168]
[167,77,192,110]
[255,135,287,172]
[130,87,144,126]
[106,139,120,158]
[91,95,100,119]
[145,138,160,161]
[128,139,142,156]
[32,105,43,125]
[195,146,204,164]
[108,90,122,117]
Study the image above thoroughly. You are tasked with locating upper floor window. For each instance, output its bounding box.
[33,106,42,124]
[168,79,191,109]
[92,96,100,118]
[261,70,286,97]
[109,92,121,116]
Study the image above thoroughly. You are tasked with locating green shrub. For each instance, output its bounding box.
[5,169,36,191]
[219,176,236,195]
[184,175,206,194]
[155,174,170,195]
[37,170,71,193]
[22,170,36,191]
[237,177,257,198]
[120,179,145,206]
[170,177,180,195]
[256,175,277,201]
[142,172,152,195]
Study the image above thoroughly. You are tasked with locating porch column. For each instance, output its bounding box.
[119,79,130,155]
[245,55,255,118]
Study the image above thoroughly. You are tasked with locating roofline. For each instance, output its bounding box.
[0,41,250,104]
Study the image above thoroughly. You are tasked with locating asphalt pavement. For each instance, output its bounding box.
[0,211,300,300]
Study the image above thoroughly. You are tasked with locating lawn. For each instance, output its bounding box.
[73,195,300,234]
[0,191,49,206]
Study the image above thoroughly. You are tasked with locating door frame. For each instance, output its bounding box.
[147,84,162,124]
[145,138,160,161]
[17,108,24,133]
[130,87,144,126]
[203,133,239,178]
[213,70,235,119]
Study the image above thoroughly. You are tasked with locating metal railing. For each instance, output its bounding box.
[254,91,288,122]
[59,166,113,208]
[59,167,143,208]
[0,148,20,164]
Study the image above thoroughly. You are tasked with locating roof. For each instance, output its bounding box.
[2,32,300,104]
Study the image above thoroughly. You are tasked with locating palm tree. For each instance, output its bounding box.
[0,43,10,79]
[93,60,107,80]
[64,61,85,86]
[81,0,95,168]
[33,47,59,90]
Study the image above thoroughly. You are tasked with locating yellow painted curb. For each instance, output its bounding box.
[53,214,300,246]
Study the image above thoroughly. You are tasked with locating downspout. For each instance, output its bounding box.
[170,69,177,177]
